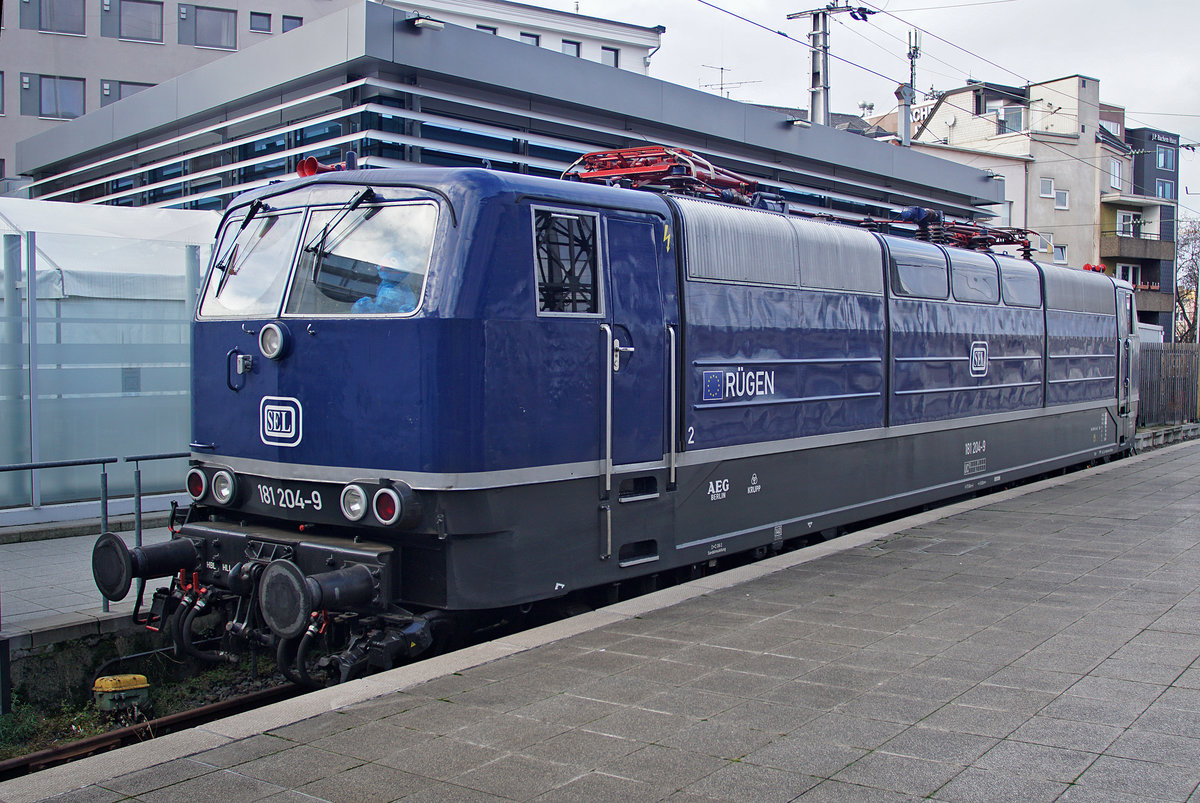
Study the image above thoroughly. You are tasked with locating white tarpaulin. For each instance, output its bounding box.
[0,197,219,300]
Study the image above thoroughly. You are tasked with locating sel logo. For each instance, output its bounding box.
[260,396,303,447]
[970,341,989,378]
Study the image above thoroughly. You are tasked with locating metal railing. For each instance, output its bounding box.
[1102,229,1168,241]
[1138,343,1200,428]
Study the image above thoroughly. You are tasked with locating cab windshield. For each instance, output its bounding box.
[286,200,437,316]
[199,211,303,318]
[198,196,438,319]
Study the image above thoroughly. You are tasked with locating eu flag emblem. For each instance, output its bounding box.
[702,370,724,402]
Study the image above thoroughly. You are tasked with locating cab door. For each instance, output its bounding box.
[1116,287,1139,427]
[601,214,672,563]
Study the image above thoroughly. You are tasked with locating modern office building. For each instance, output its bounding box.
[12,2,1000,222]
[0,0,663,195]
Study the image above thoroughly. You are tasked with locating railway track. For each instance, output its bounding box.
[0,684,303,782]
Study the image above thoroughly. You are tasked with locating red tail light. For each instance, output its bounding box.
[186,468,207,500]
[373,488,401,526]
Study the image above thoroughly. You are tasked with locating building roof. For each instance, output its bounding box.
[400,0,666,37]
[16,2,1002,216]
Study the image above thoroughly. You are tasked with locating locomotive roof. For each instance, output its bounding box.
[221,166,672,224]
[222,166,1124,308]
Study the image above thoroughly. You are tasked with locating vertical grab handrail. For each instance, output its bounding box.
[668,325,677,488]
[599,323,613,560]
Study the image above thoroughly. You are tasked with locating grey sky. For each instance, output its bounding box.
[553,0,1200,218]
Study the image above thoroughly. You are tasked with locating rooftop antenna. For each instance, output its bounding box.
[700,65,761,98]
[907,29,921,92]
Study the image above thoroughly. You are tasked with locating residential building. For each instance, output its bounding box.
[0,0,663,195]
[12,2,1000,223]
[1109,124,1181,334]
[910,75,1177,337]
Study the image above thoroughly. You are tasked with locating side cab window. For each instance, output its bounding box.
[534,208,600,314]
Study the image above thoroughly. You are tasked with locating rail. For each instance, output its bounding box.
[0,451,188,716]
[0,684,301,781]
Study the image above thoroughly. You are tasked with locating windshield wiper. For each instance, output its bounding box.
[213,199,270,274]
[214,215,279,298]
[302,188,376,255]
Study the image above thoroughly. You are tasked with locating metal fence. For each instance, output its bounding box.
[1138,342,1200,428]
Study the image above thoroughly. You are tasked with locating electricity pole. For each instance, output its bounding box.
[787,3,874,127]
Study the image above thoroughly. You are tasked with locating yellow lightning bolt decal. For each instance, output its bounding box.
[663,224,672,252]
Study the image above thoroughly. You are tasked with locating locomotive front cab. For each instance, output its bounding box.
[188,182,443,533]
[92,175,465,681]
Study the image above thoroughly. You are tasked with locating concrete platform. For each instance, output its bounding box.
[5,442,1200,802]
[0,528,173,650]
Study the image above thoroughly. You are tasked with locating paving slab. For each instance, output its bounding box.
[6,441,1200,802]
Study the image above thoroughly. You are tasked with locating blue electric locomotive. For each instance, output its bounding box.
[92,161,1139,682]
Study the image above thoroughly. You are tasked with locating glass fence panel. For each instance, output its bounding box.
[0,222,209,509]
[30,232,199,504]
[0,234,32,507]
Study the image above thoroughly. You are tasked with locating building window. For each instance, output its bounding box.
[520,32,539,46]
[100,79,153,106]
[562,40,581,57]
[1039,177,1054,198]
[476,24,496,34]
[0,73,4,115]
[119,0,162,41]
[1053,244,1068,264]
[1109,158,1121,191]
[1117,211,1142,237]
[33,0,85,34]
[249,12,270,32]
[1117,264,1140,287]
[984,99,1023,134]
[281,15,301,32]
[1054,189,1069,210]
[1156,179,1175,200]
[998,106,1023,134]
[182,6,236,49]
[1158,145,1176,171]
[601,46,619,68]
[38,75,85,118]
[535,209,598,314]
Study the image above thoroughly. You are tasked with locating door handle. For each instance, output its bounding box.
[226,348,251,392]
[613,338,635,372]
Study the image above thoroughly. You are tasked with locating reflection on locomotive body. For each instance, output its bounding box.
[92,167,1139,685]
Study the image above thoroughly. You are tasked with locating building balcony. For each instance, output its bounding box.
[1135,288,1174,313]
[1100,232,1176,262]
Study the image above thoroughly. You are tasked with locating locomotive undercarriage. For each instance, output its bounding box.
[92,508,441,687]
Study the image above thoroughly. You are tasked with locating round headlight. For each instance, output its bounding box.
[373,487,402,526]
[340,484,368,522]
[258,322,290,361]
[211,470,237,505]
[186,468,207,501]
